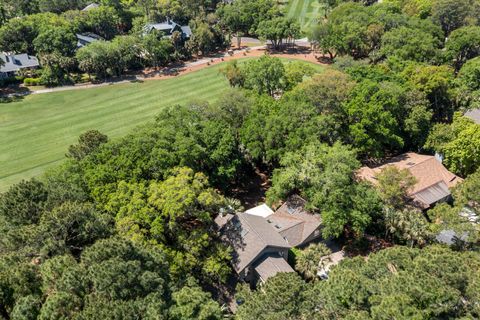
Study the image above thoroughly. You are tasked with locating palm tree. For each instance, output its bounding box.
[384,207,432,247]
[295,243,331,281]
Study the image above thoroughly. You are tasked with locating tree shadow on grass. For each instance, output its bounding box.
[0,86,31,103]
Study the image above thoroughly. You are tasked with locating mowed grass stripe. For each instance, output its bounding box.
[1,81,226,175]
[3,66,220,125]
[0,65,230,191]
[287,0,301,18]
[1,67,224,143]
[300,0,309,27]
[2,70,223,130]
[285,0,324,32]
[13,76,223,138]
[1,59,324,192]
[2,75,225,153]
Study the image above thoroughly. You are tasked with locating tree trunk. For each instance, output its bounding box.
[237,33,242,49]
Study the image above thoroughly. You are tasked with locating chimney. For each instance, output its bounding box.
[435,152,444,163]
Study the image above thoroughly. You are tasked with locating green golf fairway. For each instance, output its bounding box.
[0,58,324,192]
[285,0,324,32]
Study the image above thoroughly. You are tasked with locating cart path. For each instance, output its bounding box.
[28,45,327,95]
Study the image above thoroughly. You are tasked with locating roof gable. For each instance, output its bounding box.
[413,181,451,207]
[1,53,39,73]
[221,212,290,274]
[253,253,294,282]
[358,152,463,207]
[269,195,322,247]
[82,3,100,11]
[143,20,191,38]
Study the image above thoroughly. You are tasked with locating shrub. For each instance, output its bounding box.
[0,76,22,87]
[23,78,41,86]
[288,247,301,266]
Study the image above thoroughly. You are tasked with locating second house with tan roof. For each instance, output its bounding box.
[358,152,463,209]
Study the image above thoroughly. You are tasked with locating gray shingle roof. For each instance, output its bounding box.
[465,109,480,124]
[76,33,103,48]
[253,253,294,282]
[0,53,39,73]
[82,3,100,11]
[221,212,290,274]
[268,195,322,247]
[144,20,191,38]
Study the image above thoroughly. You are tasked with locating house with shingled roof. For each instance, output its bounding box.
[358,152,463,209]
[76,33,103,49]
[143,19,192,39]
[215,196,322,284]
[267,195,322,247]
[0,53,39,79]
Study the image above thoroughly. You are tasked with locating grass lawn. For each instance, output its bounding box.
[0,58,324,192]
[285,0,324,33]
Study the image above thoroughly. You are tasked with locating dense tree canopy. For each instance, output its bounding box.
[426,114,480,176]
[445,26,480,71]
[2,0,480,317]
[375,166,417,209]
[267,142,381,238]
[456,56,480,109]
[241,55,287,96]
[238,246,480,319]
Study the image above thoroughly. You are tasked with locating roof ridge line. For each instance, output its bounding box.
[241,213,275,247]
